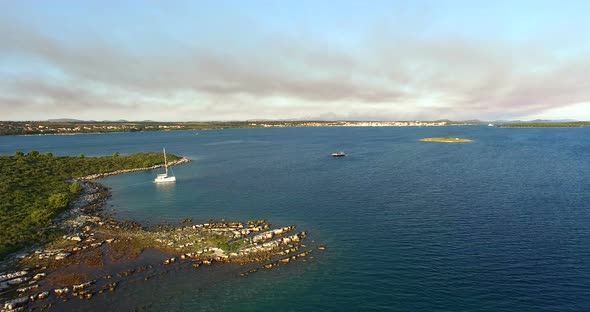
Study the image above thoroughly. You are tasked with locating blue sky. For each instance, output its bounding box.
[1,0,590,121]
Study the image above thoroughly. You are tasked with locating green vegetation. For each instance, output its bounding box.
[497,122,590,128]
[420,137,473,143]
[0,121,267,135]
[219,238,250,253]
[0,152,180,259]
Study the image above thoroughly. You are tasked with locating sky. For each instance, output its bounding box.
[1,0,590,121]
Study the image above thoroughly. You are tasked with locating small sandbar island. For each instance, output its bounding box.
[420,137,473,143]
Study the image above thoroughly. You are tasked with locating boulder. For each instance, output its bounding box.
[37,291,49,299]
[72,281,93,291]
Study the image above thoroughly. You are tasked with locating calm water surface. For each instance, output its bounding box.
[2,126,590,311]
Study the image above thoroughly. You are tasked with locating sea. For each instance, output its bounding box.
[2,126,590,311]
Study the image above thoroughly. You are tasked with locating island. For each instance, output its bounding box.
[0,152,320,311]
[420,137,473,143]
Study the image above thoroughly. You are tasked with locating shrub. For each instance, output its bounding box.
[48,193,70,210]
[70,182,83,194]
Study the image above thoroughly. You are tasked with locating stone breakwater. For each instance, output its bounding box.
[77,157,191,180]
[0,176,323,311]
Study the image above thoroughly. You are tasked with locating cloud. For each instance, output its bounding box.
[1,13,590,121]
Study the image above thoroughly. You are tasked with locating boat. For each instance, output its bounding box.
[332,152,346,157]
[154,147,176,183]
[488,123,495,127]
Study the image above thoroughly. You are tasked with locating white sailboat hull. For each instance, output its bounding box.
[154,175,176,183]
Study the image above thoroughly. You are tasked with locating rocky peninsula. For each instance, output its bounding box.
[420,137,473,143]
[0,160,321,311]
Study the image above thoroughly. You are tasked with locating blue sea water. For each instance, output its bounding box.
[2,126,590,311]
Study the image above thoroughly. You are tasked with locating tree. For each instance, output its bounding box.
[113,152,119,157]
[48,193,70,210]
[15,151,24,157]
[29,209,53,226]
[70,182,83,194]
[28,150,40,157]
[79,153,85,158]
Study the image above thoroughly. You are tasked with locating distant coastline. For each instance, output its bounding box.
[496,122,590,128]
[3,120,589,136]
[1,120,456,136]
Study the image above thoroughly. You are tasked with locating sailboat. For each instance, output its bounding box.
[154,147,176,183]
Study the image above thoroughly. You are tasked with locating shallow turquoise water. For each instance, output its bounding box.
[2,126,590,311]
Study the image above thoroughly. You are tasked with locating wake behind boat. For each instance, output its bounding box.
[154,147,176,183]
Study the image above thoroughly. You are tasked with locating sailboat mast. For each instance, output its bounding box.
[163,147,168,175]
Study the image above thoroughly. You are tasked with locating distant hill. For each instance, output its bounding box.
[47,118,85,122]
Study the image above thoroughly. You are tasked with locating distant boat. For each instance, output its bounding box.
[332,152,346,157]
[488,123,495,127]
[154,147,176,183]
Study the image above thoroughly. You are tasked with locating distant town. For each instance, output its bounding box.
[1,120,588,136]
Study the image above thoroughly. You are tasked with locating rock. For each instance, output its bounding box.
[7,277,30,285]
[107,282,117,292]
[70,236,82,242]
[263,263,274,269]
[0,271,28,283]
[289,234,300,243]
[318,246,327,251]
[3,296,28,310]
[16,284,38,293]
[37,291,49,299]
[72,281,93,291]
[55,252,71,260]
[33,273,46,280]
[54,287,70,295]
[279,258,290,263]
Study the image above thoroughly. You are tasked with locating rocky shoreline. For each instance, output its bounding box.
[0,164,323,311]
